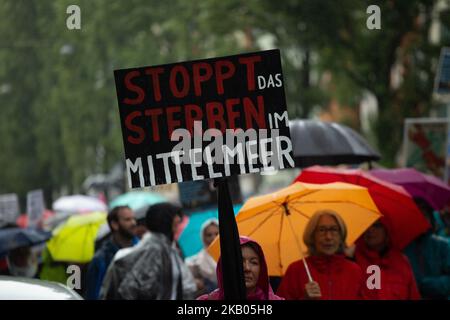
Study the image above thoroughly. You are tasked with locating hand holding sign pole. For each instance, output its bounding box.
[114,49,294,299]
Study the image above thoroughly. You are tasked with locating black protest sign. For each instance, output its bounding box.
[114,49,294,188]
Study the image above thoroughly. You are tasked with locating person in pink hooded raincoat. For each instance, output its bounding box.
[197,236,284,300]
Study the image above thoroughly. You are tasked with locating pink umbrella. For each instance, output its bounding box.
[371,168,450,210]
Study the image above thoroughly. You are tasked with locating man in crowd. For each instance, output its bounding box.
[100,203,196,300]
[84,206,137,299]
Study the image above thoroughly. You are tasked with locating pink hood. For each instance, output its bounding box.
[198,236,283,300]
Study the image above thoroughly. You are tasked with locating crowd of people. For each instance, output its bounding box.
[1,195,449,300]
[84,195,450,300]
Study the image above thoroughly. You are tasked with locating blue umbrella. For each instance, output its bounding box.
[0,228,52,257]
[178,204,242,258]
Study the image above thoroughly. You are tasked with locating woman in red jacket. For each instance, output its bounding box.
[277,209,364,300]
[354,218,421,300]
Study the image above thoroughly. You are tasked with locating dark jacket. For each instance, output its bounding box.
[84,238,120,300]
[99,232,196,300]
[85,236,137,300]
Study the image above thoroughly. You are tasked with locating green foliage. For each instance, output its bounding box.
[0,0,447,202]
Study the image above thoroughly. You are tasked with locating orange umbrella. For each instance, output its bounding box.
[208,182,382,276]
[296,166,431,249]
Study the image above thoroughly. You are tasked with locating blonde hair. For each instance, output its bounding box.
[303,209,347,255]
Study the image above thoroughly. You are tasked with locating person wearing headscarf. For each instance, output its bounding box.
[353,218,421,300]
[277,209,364,300]
[99,203,196,300]
[186,219,219,297]
[197,236,284,300]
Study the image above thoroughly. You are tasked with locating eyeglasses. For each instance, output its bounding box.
[316,226,340,236]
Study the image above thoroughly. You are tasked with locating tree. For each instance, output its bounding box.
[261,0,442,166]
[0,0,52,206]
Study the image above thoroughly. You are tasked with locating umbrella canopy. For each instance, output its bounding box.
[370,168,450,210]
[289,119,380,167]
[0,228,52,257]
[95,197,177,244]
[52,195,107,214]
[178,204,242,258]
[46,212,106,263]
[296,166,431,249]
[208,182,382,276]
[109,191,167,211]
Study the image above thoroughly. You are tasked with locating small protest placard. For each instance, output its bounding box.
[27,189,45,229]
[114,49,294,188]
[0,193,20,226]
[435,47,450,95]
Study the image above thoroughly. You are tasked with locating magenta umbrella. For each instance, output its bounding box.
[370,168,450,210]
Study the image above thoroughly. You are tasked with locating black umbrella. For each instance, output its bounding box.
[289,119,380,167]
[0,228,52,257]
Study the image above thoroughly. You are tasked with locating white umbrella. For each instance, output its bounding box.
[52,195,107,214]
